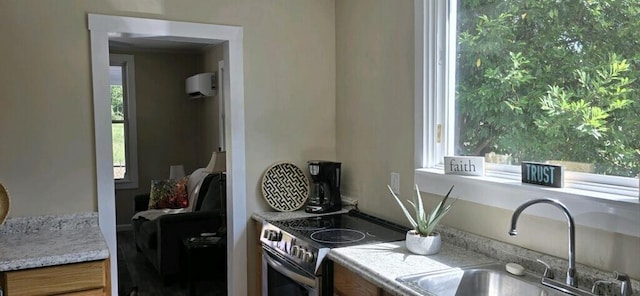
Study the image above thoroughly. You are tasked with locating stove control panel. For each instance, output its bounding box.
[260,221,323,273]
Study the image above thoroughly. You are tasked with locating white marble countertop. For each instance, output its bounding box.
[0,212,109,272]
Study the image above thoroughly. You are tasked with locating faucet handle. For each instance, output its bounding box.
[613,271,633,296]
[536,259,555,279]
[591,280,612,295]
[614,271,629,281]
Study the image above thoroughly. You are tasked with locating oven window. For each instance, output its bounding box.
[267,264,310,296]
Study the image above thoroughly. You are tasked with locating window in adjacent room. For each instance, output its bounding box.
[417,0,639,194]
[110,54,138,189]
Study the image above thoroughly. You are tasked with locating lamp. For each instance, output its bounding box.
[205,151,226,173]
[169,165,185,179]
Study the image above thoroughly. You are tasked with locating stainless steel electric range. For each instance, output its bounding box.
[260,210,408,296]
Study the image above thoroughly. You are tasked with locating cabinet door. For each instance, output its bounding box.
[333,263,381,296]
[3,260,107,296]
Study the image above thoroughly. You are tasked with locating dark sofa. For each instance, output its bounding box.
[132,172,226,282]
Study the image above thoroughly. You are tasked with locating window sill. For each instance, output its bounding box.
[415,168,640,237]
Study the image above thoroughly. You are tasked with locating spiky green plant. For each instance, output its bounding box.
[387,184,455,237]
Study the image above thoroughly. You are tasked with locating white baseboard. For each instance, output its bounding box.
[117,224,132,232]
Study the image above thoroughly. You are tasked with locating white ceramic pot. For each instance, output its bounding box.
[405,230,441,255]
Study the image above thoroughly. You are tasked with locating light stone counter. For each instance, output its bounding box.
[0,212,109,271]
[330,225,640,296]
[329,241,495,296]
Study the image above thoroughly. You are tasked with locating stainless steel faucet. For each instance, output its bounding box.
[509,198,577,287]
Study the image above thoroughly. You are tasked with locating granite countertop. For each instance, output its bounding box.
[329,227,640,296]
[0,212,109,272]
[329,241,495,296]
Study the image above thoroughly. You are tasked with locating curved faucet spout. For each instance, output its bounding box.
[509,198,576,287]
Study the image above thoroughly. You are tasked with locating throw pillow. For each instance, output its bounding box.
[148,176,189,209]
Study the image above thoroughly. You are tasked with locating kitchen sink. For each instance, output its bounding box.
[397,262,568,296]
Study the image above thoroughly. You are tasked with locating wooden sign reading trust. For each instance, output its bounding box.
[521,161,564,188]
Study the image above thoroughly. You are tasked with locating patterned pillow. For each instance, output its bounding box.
[148,177,189,209]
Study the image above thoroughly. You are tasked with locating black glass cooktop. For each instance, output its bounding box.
[269,210,409,248]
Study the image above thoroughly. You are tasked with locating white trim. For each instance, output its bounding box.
[414,0,426,168]
[89,14,247,295]
[434,0,448,162]
[218,60,226,151]
[419,0,452,167]
[223,27,248,296]
[444,0,457,157]
[110,54,139,190]
[89,21,117,293]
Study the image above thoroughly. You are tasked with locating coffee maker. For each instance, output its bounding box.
[305,161,342,214]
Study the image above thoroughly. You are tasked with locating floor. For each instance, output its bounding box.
[117,230,226,296]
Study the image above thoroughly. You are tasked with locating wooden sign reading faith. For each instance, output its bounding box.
[521,162,564,188]
[444,156,485,176]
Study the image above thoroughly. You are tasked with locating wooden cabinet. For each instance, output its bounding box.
[333,263,385,296]
[0,259,110,296]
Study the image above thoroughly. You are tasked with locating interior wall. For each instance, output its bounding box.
[335,0,415,209]
[0,0,335,219]
[199,44,225,164]
[0,1,335,294]
[111,50,203,225]
[1,0,336,211]
[334,0,640,279]
[0,2,97,216]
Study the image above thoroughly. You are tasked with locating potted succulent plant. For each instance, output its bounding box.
[387,184,456,255]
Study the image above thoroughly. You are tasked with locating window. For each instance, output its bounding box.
[110,54,138,189]
[456,0,638,178]
[415,0,639,236]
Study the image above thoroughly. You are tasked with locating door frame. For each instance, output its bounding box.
[88,14,247,295]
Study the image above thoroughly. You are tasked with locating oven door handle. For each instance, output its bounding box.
[264,251,317,288]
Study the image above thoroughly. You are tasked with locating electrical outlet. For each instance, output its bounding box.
[390,172,400,195]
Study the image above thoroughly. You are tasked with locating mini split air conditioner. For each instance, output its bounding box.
[186,72,216,99]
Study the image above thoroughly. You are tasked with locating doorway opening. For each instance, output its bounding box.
[88,14,247,295]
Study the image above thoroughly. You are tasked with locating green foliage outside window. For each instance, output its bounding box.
[111,85,124,121]
[456,0,640,177]
[111,85,126,174]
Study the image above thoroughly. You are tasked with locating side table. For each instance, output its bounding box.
[181,235,226,296]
